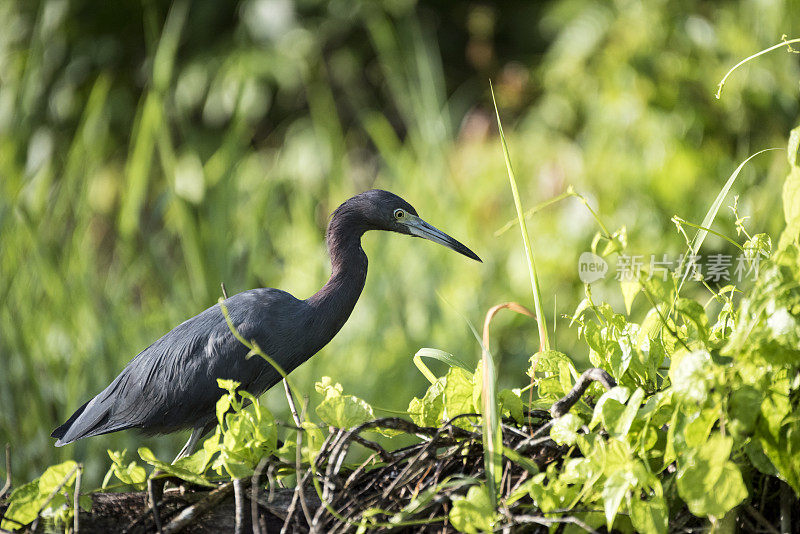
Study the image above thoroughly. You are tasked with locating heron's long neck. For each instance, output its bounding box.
[305,216,368,346]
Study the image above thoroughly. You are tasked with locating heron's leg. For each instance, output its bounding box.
[173,426,206,463]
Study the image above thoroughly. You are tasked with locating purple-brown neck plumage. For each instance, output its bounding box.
[305,203,369,345]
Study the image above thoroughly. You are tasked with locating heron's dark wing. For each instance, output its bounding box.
[52,289,300,445]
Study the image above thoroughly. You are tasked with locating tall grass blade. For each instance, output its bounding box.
[479,303,534,506]
[413,348,472,384]
[490,83,550,352]
[675,148,779,295]
[437,294,501,506]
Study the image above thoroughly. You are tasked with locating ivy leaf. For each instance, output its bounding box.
[620,278,640,315]
[608,387,645,438]
[497,389,523,423]
[314,376,343,399]
[448,484,499,533]
[603,469,636,531]
[104,450,146,489]
[316,393,375,429]
[670,350,712,404]
[676,435,747,517]
[629,495,668,534]
[39,461,78,493]
[550,413,584,446]
[1,461,79,531]
[674,298,709,342]
[1,479,42,530]
[407,378,445,427]
[443,367,476,424]
[589,386,630,430]
[138,447,214,487]
[744,233,772,260]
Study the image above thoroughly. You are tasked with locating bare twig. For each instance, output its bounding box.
[73,464,83,534]
[780,481,793,534]
[283,378,302,427]
[549,368,616,418]
[162,481,236,534]
[266,463,277,503]
[282,469,314,534]
[293,396,315,532]
[346,434,392,463]
[148,477,164,534]
[233,478,245,534]
[745,504,781,534]
[221,282,228,300]
[251,458,268,534]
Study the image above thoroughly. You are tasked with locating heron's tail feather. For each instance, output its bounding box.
[51,398,130,446]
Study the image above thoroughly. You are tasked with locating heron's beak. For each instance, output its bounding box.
[403,215,482,262]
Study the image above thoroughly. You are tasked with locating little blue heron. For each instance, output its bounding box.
[52,190,481,458]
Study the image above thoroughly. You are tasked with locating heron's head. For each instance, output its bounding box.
[348,189,481,262]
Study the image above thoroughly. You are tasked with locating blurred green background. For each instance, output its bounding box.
[1,0,799,485]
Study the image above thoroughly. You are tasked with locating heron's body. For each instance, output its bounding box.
[52,190,478,453]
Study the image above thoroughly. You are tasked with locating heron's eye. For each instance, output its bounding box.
[394,209,405,220]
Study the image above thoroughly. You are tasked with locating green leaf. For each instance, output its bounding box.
[755,388,800,494]
[529,350,578,400]
[497,389,523,423]
[138,447,214,487]
[603,469,636,531]
[1,461,78,530]
[407,377,445,427]
[316,393,375,429]
[413,348,472,384]
[216,393,231,426]
[502,446,539,476]
[620,278,640,315]
[729,385,761,438]
[443,367,476,421]
[1,479,42,530]
[744,439,778,477]
[608,387,645,438]
[314,376,343,399]
[216,378,240,394]
[448,484,499,533]
[779,126,800,250]
[104,450,146,489]
[744,233,772,260]
[175,444,214,475]
[39,460,78,494]
[788,124,800,167]
[674,298,709,342]
[602,226,628,256]
[683,408,718,448]
[550,413,584,446]
[684,461,748,518]
[676,435,747,517]
[670,350,712,404]
[629,495,668,534]
[589,386,630,430]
